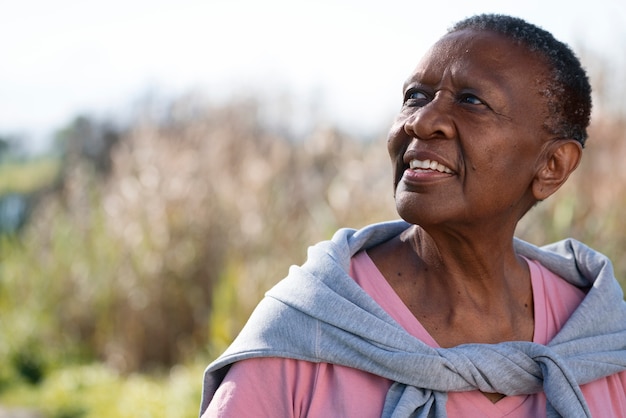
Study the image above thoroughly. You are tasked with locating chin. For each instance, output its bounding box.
[394,196,455,229]
[395,198,425,226]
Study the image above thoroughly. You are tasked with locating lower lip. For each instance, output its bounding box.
[402,168,454,183]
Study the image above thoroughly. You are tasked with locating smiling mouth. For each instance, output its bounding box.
[409,159,453,174]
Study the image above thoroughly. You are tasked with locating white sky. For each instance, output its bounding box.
[1,0,625,152]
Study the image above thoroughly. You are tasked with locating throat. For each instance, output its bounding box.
[367,228,535,346]
[418,303,535,348]
[391,265,535,347]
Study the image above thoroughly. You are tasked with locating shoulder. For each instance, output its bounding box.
[203,357,305,417]
[204,357,391,418]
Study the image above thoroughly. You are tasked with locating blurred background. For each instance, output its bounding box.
[1,0,625,416]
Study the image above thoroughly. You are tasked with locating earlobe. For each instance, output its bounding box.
[532,140,582,201]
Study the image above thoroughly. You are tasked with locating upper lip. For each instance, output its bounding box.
[403,150,455,174]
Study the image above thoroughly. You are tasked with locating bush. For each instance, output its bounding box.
[0,362,203,418]
[0,95,396,374]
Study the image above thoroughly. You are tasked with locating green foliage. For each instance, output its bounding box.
[0,157,61,194]
[0,97,396,384]
[208,258,243,353]
[11,346,46,385]
[0,362,204,418]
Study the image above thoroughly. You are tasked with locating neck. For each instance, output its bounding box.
[386,224,534,345]
[408,224,526,290]
[368,220,535,342]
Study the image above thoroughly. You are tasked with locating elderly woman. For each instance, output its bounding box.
[200,14,626,417]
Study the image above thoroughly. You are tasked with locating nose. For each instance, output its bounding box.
[403,94,455,140]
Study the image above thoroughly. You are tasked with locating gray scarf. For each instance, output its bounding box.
[200,220,626,417]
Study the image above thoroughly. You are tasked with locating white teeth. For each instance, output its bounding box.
[409,159,453,174]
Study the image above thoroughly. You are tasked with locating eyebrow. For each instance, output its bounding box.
[402,72,426,92]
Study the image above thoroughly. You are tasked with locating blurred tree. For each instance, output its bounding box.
[0,136,9,160]
[0,134,24,162]
[2,93,396,372]
[0,134,57,234]
[55,115,122,175]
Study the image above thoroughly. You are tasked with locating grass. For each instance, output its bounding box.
[0,361,206,418]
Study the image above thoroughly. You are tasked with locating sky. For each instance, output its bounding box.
[1,0,625,153]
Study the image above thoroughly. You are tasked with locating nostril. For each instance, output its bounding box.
[403,122,415,138]
[402,103,455,141]
[403,114,419,138]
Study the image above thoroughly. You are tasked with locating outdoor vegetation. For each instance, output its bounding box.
[0,52,625,417]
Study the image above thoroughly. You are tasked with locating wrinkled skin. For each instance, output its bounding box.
[389,29,555,233]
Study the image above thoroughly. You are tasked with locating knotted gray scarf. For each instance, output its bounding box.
[200,220,626,417]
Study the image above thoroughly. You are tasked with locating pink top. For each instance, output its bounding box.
[204,251,626,417]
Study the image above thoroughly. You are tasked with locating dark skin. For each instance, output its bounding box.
[368,29,582,403]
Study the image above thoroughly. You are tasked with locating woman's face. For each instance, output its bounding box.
[388,29,553,230]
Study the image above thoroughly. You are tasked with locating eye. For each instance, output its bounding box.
[403,88,429,106]
[459,93,485,106]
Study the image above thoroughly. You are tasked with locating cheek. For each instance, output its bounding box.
[386,118,407,157]
[387,123,408,185]
[473,146,538,199]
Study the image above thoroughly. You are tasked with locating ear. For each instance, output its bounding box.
[532,139,582,201]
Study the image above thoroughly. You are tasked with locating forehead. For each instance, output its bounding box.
[406,29,550,89]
